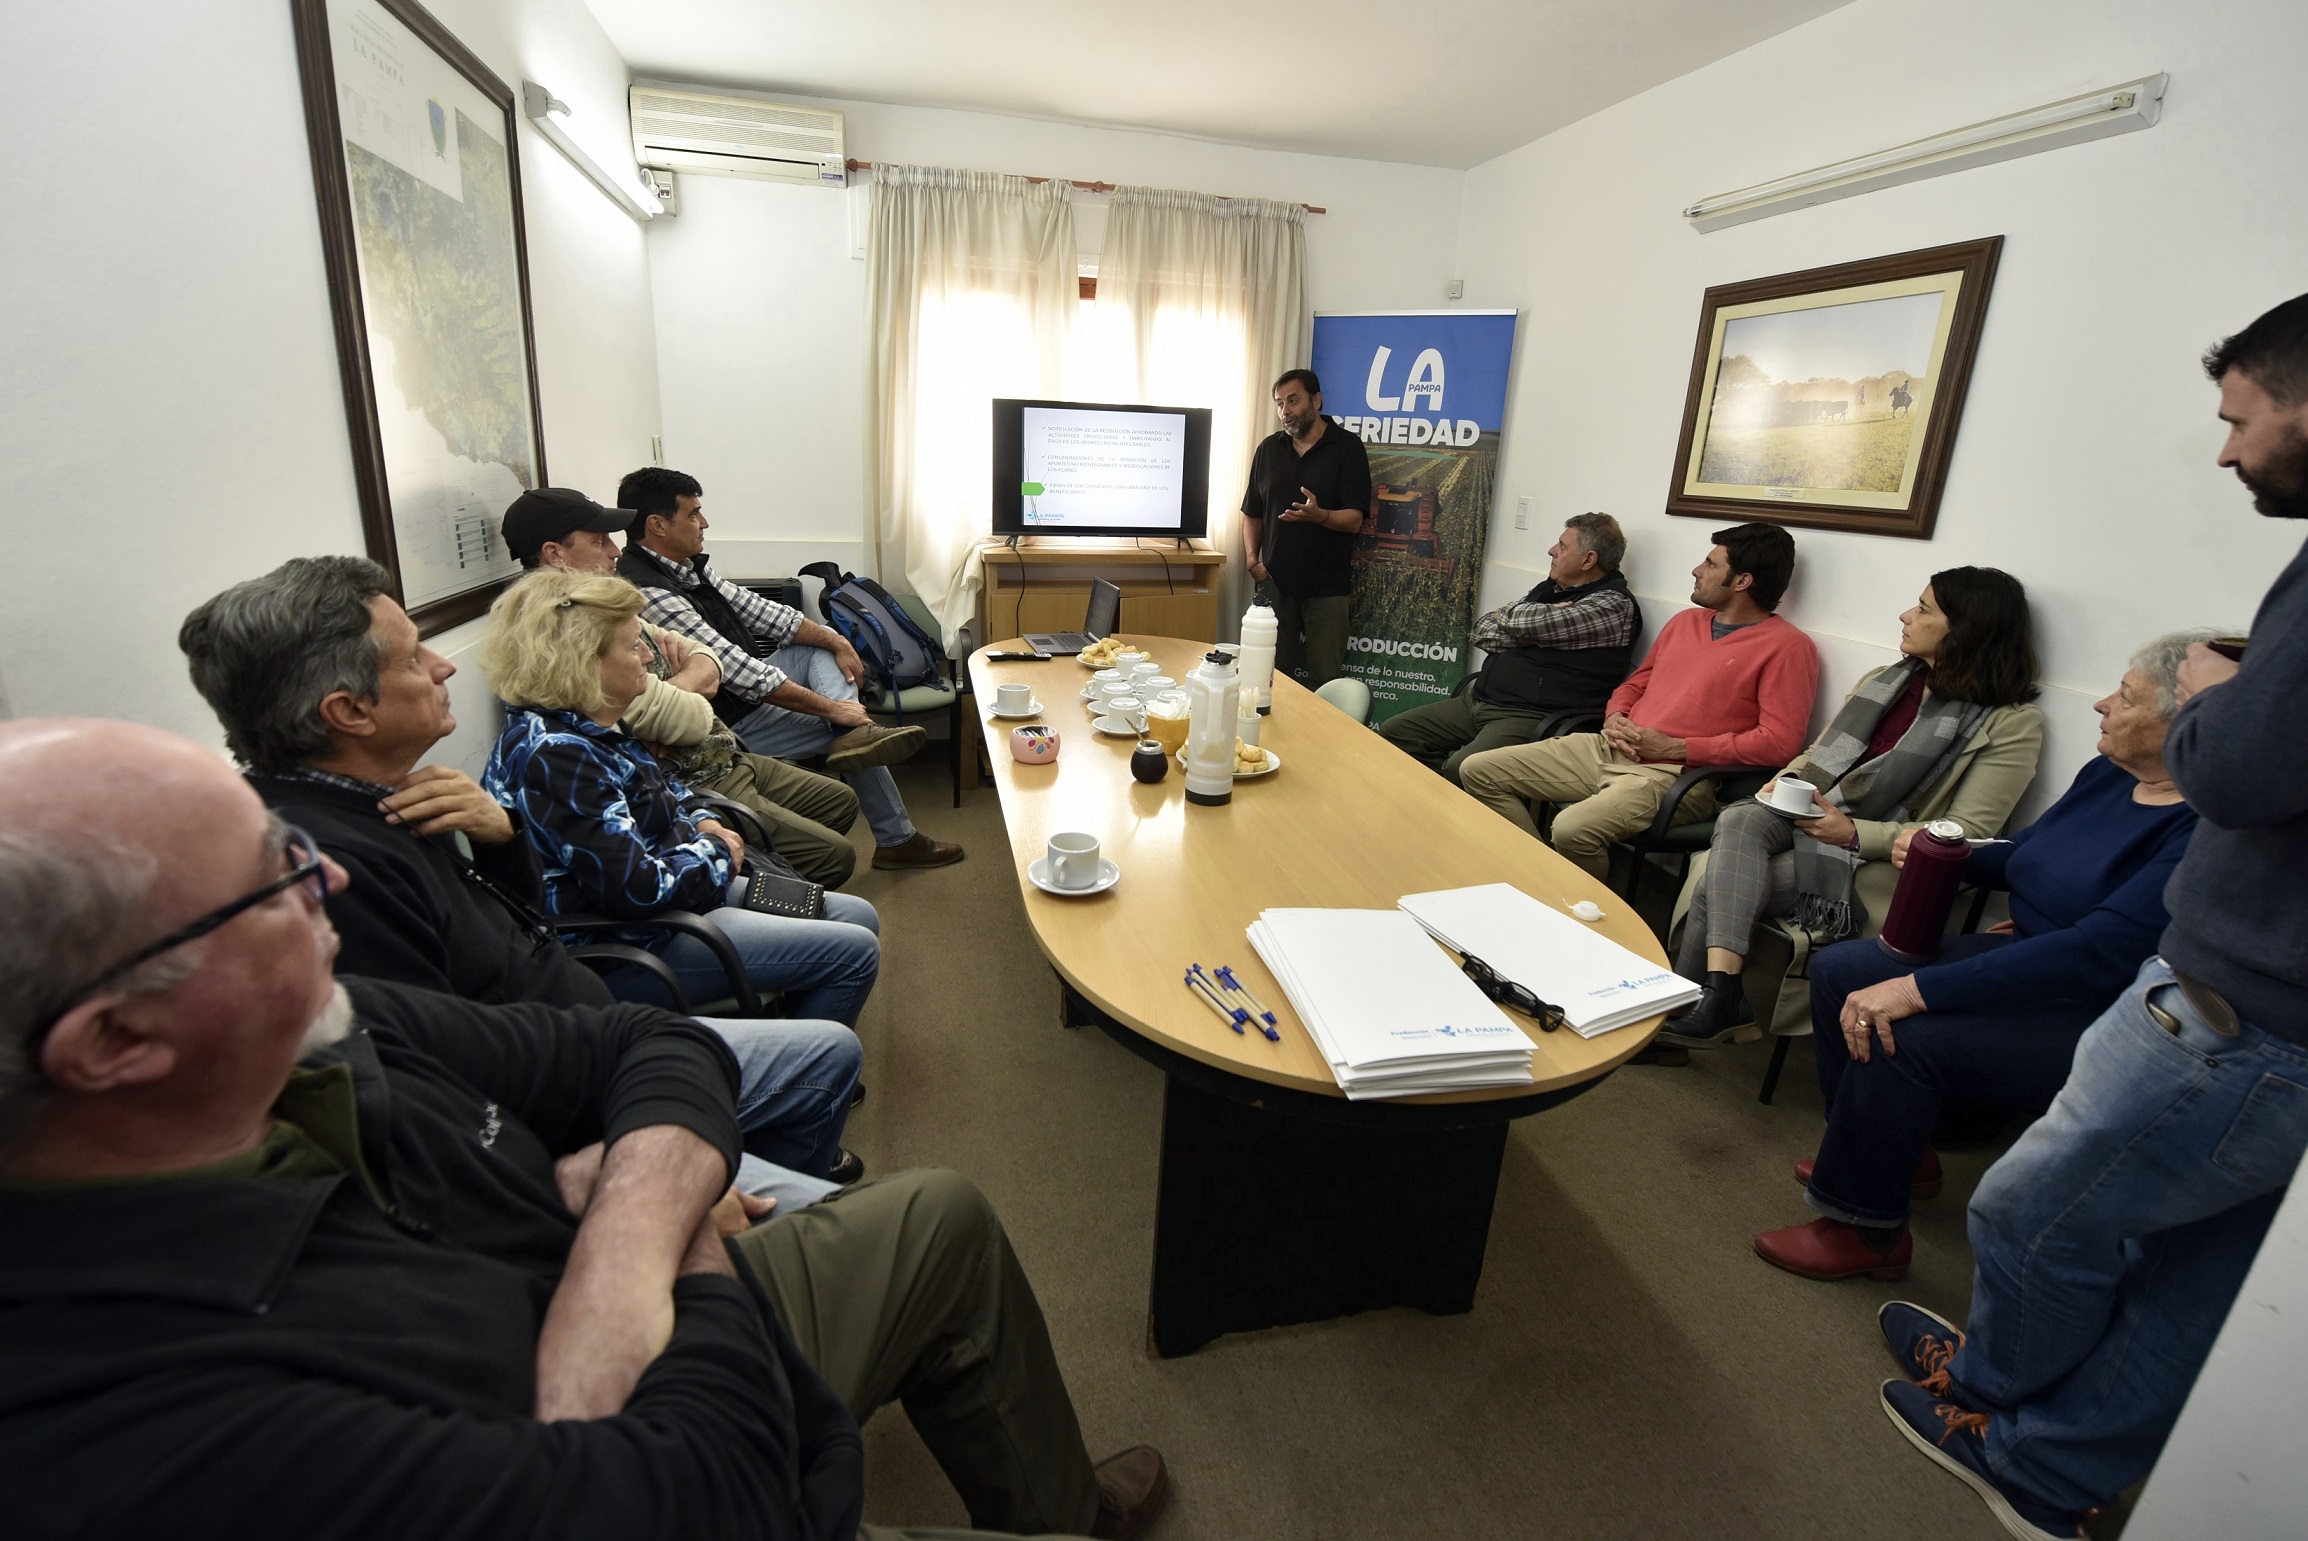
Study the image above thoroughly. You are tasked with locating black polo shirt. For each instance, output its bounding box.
[1240,417,1372,599]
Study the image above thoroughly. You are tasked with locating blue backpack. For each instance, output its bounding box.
[799,563,950,718]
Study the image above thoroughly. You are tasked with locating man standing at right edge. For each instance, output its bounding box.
[1873,293,2308,1539]
[1241,368,1371,686]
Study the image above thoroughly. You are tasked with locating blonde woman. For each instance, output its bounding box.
[482,569,881,1185]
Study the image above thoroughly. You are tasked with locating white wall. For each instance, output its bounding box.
[1456,0,2308,812]
[645,92,1467,581]
[0,0,661,778]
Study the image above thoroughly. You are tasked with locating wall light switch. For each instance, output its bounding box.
[1447,278,1465,300]
[1514,496,1530,531]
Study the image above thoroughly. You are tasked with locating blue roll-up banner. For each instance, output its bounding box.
[1309,309,1519,723]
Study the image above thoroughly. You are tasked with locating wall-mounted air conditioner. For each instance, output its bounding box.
[630,86,845,186]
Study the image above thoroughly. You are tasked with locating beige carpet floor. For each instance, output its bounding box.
[827,758,2099,1541]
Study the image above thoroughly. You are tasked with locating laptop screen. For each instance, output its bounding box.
[1084,578,1121,640]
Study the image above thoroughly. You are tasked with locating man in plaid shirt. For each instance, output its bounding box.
[1379,513,1640,783]
[615,468,963,871]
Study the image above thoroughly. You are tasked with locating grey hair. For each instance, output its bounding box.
[1563,512,1626,574]
[179,557,394,773]
[0,830,200,1147]
[2130,629,2223,719]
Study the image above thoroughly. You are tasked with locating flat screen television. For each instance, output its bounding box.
[990,398,1211,540]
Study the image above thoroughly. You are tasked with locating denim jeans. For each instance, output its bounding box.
[697,1014,860,1182]
[1805,935,2099,1226]
[733,643,918,848]
[623,885,881,1026]
[1948,956,2308,1512]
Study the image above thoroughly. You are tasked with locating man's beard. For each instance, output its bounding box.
[2241,425,2308,519]
[298,983,354,1058]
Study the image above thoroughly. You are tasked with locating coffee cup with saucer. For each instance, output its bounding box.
[991,681,1041,718]
[1764,778,1819,817]
[1028,831,1120,896]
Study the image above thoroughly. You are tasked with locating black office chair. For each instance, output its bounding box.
[560,791,788,1018]
[1602,763,1782,899]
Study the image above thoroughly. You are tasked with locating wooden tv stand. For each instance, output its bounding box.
[975,538,1226,649]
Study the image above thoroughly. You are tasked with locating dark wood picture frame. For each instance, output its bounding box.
[290,0,548,634]
[1664,236,2002,541]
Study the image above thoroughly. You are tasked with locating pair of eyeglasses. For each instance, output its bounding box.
[1460,952,1566,1032]
[34,821,329,1038]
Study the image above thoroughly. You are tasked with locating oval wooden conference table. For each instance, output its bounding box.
[969,636,1668,1356]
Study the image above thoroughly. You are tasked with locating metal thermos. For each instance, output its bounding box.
[1876,820,1970,963]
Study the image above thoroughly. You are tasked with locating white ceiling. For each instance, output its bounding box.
[583,0,1855,170]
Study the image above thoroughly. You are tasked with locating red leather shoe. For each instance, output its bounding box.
[1753,1217,1913,1281]
[1793,1146,1943,1202]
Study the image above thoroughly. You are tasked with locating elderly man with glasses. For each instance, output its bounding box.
[0,717,1170,1541]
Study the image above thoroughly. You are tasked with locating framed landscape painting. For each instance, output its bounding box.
[1665,237,2002,540]
[291,0,547,632]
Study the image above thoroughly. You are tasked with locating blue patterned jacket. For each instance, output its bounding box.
[483,707,733,922]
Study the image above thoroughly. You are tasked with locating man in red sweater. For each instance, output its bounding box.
[1460,524,1819,878]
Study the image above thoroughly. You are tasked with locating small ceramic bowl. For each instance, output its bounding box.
[1009,724,1060,765]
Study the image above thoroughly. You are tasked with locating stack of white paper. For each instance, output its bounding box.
[1397,883,1700,1038]
[1245,908,1538,1099]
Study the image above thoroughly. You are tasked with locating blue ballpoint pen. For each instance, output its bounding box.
[1212,965,1281,1030]
[1183,971,1246,1033]
[1198,964,1280,1041]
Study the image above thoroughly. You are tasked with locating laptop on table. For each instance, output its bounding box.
[1025,578,1122,655]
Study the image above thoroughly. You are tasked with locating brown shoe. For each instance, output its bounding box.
[1088,1445,1169,1541]
[824,724,927,773]
[871,831,965,870]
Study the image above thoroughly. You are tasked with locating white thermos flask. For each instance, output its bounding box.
[1183,650,1241,806]
[1238,598,1278,714]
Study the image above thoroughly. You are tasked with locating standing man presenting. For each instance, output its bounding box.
[1241,368,1372,685]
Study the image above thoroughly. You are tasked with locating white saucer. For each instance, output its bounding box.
[1092,714,1145,737]
[1174,746,1281,778]
[1027,856,1121,896]
[988,699,1045,718]
[1756,796,1816,818]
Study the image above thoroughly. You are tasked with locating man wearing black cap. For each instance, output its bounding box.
[503,488,869,888]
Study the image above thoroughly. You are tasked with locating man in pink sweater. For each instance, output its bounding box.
[1460,524,1819,878]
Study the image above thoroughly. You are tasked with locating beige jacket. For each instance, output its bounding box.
[1677,667,2046,940]
[620,624,718,749]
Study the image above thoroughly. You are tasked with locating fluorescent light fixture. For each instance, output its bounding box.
[521,80,658,222]
[1684,73,2167,232]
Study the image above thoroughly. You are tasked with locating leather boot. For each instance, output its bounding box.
[1089,1445,1169,1541]
[825,723,926,772]
[1655,973,1754,1048]
[1752,1217,1912,1281]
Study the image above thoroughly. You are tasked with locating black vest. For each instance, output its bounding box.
[1471,571,1637,714]
[618,548,760,726]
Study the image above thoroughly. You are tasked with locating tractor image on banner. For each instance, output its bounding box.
[1309,310,1520,725]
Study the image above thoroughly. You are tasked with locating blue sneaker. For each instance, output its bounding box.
[1879,1380,2088,1540]
[1879,1300,1967,1397]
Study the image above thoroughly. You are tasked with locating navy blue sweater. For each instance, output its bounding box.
[2160,529,2308,1040]
[1916,756,2196,1015]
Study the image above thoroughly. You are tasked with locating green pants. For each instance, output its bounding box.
[691,752,861,889]
[1376,688,1555,784]
[1262,588,1351,685]
[735,1169,1101,1539]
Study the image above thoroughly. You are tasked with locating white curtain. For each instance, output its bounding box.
[1083,187,1310,635]
[866,165,1076,644]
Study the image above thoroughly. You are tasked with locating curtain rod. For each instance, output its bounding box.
[841,159,1324,214]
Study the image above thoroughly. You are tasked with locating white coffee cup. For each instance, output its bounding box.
[1092,668,1127,691]
[995,681,1032,714]
[1047,830,1101,889]
[1106,694,1146,731]
[1769,777,1819,814]
[1129,661,1162,686]
[1139,675,1176,697]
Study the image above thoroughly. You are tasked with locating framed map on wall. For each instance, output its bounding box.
[291,0,546,632]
